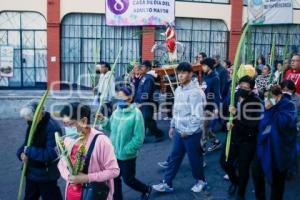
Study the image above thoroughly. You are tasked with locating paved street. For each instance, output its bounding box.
[0,119,299,200]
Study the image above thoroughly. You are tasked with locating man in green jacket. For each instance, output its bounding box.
[97,86,152,200]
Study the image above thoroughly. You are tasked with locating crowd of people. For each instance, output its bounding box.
[16,53,300,200]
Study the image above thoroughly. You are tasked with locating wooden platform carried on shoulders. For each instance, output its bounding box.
[154,64,202,92]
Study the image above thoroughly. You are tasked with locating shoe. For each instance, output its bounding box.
[227,183,237,196]
[207,140,222,152]
[158,161,168,168]
[223,174,229,181]
[203,161,207,168]
[141,186,152,200]
[191,180,207,193]
[152,181,174,193]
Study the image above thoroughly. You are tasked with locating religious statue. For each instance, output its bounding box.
[151,22,185,64]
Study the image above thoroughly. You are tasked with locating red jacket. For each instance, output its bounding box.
[284,69,300,94]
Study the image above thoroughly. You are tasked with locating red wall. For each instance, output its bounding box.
[228,0,243,62]
[47,0,61,90]
[142,27,155,61]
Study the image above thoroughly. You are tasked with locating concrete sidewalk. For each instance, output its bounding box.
[0,90,94,119]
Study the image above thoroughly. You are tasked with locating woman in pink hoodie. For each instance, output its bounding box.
[57,102,120,200]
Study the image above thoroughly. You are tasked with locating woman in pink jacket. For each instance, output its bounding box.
[57,102,120,200]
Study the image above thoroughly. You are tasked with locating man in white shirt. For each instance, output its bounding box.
[93,61,115,116]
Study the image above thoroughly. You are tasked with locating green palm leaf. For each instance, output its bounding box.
[17,89,49,200]
[55,132,74,175]
[93,47,123,128]
[267,34,277,99]
[225,24,250,162]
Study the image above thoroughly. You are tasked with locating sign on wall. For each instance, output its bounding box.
[0,46,14,78]
[248,0,293,25]
[106,0,175,26]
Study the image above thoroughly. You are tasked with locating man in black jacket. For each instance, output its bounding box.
[135,60,164,142]
[220,76,263,200]
[201,58,222,152]
[213,54,229,99]
[17,102,63,200]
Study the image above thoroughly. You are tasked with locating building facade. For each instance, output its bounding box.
[0,0,300,89]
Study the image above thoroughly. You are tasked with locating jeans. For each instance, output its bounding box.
[113,158,148,200]
[164,130,205,186]
[201,112,218,147]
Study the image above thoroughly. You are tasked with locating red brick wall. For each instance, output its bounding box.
[229,0,244,62]
[47,0,60,90]
[142,27,155,61]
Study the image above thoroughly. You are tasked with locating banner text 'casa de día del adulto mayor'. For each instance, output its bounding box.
[106,0,175,26]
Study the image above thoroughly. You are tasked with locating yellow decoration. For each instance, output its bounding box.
[237,64,256,79]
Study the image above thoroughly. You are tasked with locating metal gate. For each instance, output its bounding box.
[61,13,142,89]
[0,11,47,89]
[249,25,300,61]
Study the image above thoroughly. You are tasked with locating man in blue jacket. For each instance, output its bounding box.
[201,58,222,152]
[213,54,229,98]
[17,102,63,200]
[135,60,164,142]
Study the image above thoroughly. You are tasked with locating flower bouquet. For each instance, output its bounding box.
[55,132,87,200]
[67,144,87,200]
